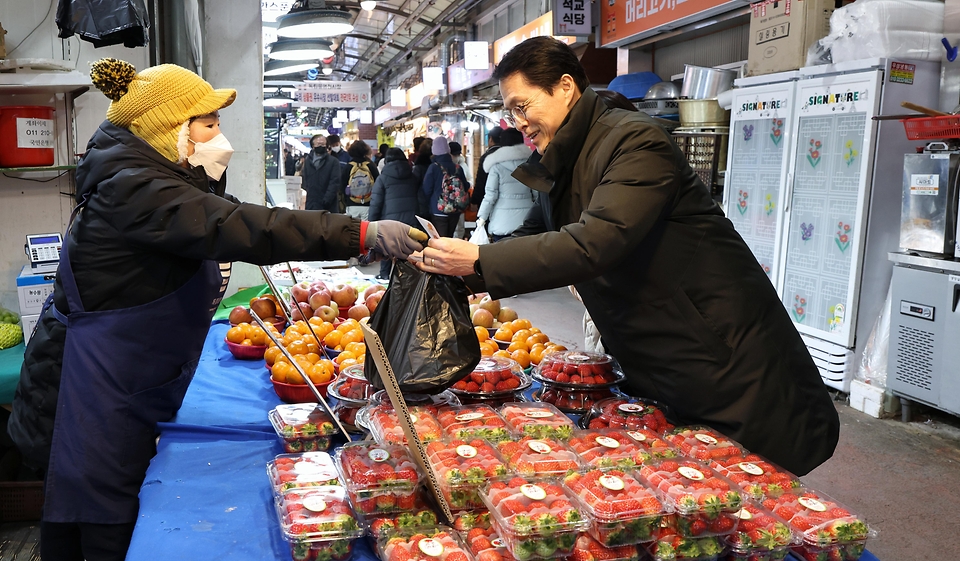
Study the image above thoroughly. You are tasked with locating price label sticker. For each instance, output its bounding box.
[524,410,555,418]
[303,496,327,512]
[627,430,647,442]
[678,466,705,481]
[528,440,553,454]
[738,462,764,476]
[16,118,55,149]
[694,433,718,445]
[418,538,444,557]
[599,474,625,491]
[799,497,827,512]
[491,538,505,548]
[456,445,478,458]
[456,412,487,421]
[520,484,546,500]
[596,436,621,449]
[618,403,645,414]
[736,508,753,520]
[409,413,419,423]
[568,353,590,362]
[369,448,391,462]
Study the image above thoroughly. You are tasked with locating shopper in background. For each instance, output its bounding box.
[283,147,296,176]
[471,126,503,207]
[369,148,422,279]
[422,136,470,237]
[7,58,427,561]
[449,141,472,239]
[476,127,535,241]
[409,136,427,166]
[411,137,433,217]
[301,134,342,212]
[341,139,379,221]
[327,133,351,164]
[376,142,390,171]
[412,36,839,476]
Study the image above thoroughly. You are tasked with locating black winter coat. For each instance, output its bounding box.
[368,160,421,227]
[302,151,342,212]
[8,122,361,473]
[473,89,839,475]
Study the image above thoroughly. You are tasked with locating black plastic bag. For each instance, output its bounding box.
[364,260,480,394]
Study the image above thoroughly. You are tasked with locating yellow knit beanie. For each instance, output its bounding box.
[90,58,237,162]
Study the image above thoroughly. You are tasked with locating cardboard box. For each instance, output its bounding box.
[747,0,835,76]
[21,314,39,346]
[17,266,55,316]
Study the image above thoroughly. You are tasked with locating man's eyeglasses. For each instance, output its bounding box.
[503,92,542,127]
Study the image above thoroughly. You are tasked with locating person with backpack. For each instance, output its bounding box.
[422,136,470,237]
[476,128,536,241]
[369,148,422,279]
[341,139,378,220]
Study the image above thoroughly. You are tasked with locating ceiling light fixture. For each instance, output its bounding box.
[360,0,377,11]
[264,59,320,76]
[277,0,354,38]
[268,38,335,60]
[322,66,334,75]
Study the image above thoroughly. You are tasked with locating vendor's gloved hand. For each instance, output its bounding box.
[362,220,429,263]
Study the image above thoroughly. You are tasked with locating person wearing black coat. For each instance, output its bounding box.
[6,59,427,561]
[411,138,433,218]
[414,37,839,477]
[301,134,342,211]
[471,126,503,206]
[369,148,422,278]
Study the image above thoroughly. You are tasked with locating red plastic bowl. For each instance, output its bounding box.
[271,377,335,403]
[224,338,267,360]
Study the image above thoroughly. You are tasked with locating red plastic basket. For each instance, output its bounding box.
[901,116,960,140]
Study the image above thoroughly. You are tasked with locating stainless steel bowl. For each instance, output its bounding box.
[680,65,737,100]
[644,81,681,100]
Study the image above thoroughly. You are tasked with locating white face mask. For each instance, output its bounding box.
[330,145,341,153]
[188,133,234,181]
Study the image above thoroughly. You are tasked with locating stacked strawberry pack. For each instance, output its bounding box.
[450,357,531,406]
[436,404,515,443]
[723,501,797,561]
[497,436,584,476]
[275,485,364,561]
[377,526,475,561]
[427,439,510,510]
[568,428,678,469]
[360,404,445,445]
[499,403,575,441]
[267,452,341,495]
[480,476,589,560]
[710,452,802,502]
[571,533,641,561]
[327,364,376,433]
[637,458,744,560]
[765,488,873,561]
[334,442,423,516]
[366,510,442,541]
[664,426,745,464]
[532,351,625,413]
[579,397,674,434]
[563,469,667,546]
[269,403,340,453]
[462,526,517,561]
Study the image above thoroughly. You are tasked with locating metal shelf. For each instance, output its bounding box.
[0,71,91,96]
[0,166,76,173]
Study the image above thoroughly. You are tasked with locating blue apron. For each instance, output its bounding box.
[42,224,227,524]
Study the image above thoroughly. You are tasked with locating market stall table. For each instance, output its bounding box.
[0,342,25,404]
[127,320,882,561]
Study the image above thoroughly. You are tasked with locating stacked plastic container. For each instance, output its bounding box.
[268,403,339,453]
[532,351,625,413]
[449,356,532,406]
[579,396,675,434]
[267,451,341,494]
[499,402,576,441]
[435,404,515,443]
[327,364,375,433]
[334,442,424,516]
[568,428,678,470]
[496,436,584,476]
[376,526,475,561]
[426,438,510,511]
[275,485,364,561]
[564,468,667,546]
[767,488,874,561]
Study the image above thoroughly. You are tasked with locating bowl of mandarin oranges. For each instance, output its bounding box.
[475,318,567,370]
[224,321,270,360]
[263,317,368,403]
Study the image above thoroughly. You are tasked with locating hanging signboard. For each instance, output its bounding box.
[294,81,372,108]
[447,59,494,93]
[599,0,747,48]
[552,0,592,36]
[464,41,490,70]
[374,102,407,125]
[493,12,577,64]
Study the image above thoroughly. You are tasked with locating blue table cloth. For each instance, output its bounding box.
[128,324,881,561]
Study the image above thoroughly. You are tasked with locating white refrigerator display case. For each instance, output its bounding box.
[724,59,940,391]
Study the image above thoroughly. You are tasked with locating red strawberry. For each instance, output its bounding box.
[478,551,503,561]
[470,372,486,385]
[466,528,486,542]
[446,552,469,561]
[471,537,493,553]
[465,381,480,392]
[389,546,412,561]
[710,515,735,533]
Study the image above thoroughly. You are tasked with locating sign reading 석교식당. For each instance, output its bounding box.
[553,0,592,35]
[294,81,372,108]
[600,0,744,48]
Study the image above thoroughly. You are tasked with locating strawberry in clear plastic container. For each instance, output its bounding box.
[451,510,492,532]
[451,357,531,396]
[533,351,624,387]
[572,534,641,561]
[289,538,354,561]
[765,488,872,561]
[536,384,618,414]
[369,389,461,418]
[329,364,375,402]
[363,405,444,445]
[268,452,341,495]
[462,526,518,561]
[335,443,423,515]
[582,397,674,434]
[497,436,583,476]
[499,402,575,441]
[365,509,440,540]
[427,438,510,510]
[377,526,474,561]
[710,452,801,501]
[436,404,514,443]
[637,458,743,538]
[275,485,364,542]
[563,469,666,546]
[481,476,589,561]
[646,528,724,561]
[269,403,339,453]
[568,428,674,469]
[664,426,745,464]
[723,501,797,561]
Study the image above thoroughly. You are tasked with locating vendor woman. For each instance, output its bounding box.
[7,59,426,561]
[415,37,840,476]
